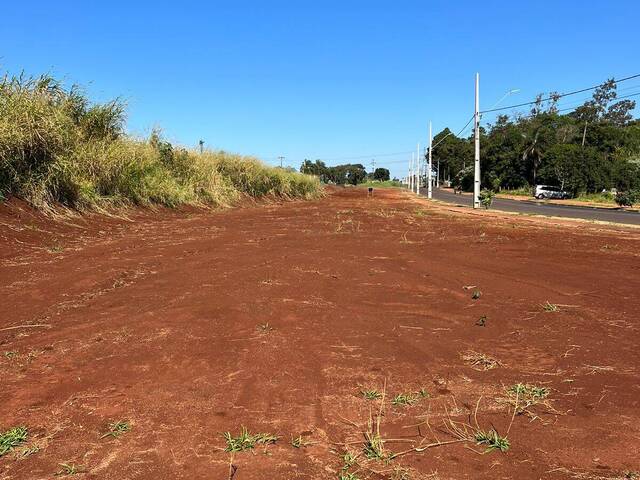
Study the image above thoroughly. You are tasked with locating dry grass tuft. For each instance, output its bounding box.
[461,351,502,370]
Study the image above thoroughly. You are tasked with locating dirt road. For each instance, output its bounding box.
[1,188,639,479]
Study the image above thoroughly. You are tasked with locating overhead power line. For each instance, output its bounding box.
[430,114,475,151]
[310,150,415,162]
[479,91,640,126]
[480,73,640,114]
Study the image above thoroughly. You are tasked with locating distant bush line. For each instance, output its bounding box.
[0,72,321,211]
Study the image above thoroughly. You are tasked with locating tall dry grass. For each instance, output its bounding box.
[0,72,321,210]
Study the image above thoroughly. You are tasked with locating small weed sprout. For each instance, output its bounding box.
[392,388,429,407]
[363,430,387,460]
[100,420,131,439]
[462,351,501,370]
[505,383,553,416]
[474,429,510,453]
[224,427,278,452]
[56,463,82,476]
[392,393,418,407]
[361,389,383,400]
[257,323,273,334]
[391,466,412,480]
[471,290,482,300]
[541,301,559,312]
[475,315,487,326]
[0,427,28,457]
[48,244,64,254]
[339,473,360,480]
[17,444,40,458]
[291,435,311,448]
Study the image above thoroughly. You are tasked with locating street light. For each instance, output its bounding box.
[487,88,520,112]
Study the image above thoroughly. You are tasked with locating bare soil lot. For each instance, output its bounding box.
[1,188,639,479]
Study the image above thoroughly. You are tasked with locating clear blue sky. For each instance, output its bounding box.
[2,0,639,178]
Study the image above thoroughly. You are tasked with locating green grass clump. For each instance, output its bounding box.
[474,429,510,453]
[223,426,278,452]
[360,389,383,400]
[0,426,28,457]
[363,431,386,460]
[0,72,321,210]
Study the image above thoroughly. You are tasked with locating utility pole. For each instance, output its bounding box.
[410,153,414,191]
[415,143,420,194]
[473,73,481,209]
[278,156,285,168]
[199,139,204,154]
[371,159,376,179]
[428,121,433,199]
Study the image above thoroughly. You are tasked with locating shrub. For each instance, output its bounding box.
[479,189,495,209]
[614,190,639,207]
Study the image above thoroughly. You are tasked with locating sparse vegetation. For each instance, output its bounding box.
[505,383,554,417]
[0,427,28,457]
[462,351,501,370]
[291,435,311,448]
[474,429,510,453]
[56,463,82,476]
[361,389,383,400]
[363,429,387,460]
[392,393,418,407]
[257,322,274,334]
[17,444,40,458]
[445,398,513,455]
[100,420,131,439]
[0,72,321,211]
[223,427,278,452]
[392,389,429,407]
[541,301,560,312]
[339,473,360,480]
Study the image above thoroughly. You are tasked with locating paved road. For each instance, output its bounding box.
[423,188,640,226]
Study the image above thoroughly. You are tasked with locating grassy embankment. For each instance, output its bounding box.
[0,73,321,211]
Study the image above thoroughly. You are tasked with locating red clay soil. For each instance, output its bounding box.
[1,188,639,480]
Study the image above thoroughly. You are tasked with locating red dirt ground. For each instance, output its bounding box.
[1,188,639,480]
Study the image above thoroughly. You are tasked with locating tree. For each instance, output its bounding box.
[604,99,636,127]
[538,144,585,194]
[373,167,390,181]
[300,159,329,182]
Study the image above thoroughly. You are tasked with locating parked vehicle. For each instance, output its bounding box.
[533,185,571,200]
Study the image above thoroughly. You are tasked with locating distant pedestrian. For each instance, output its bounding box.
[367,187,374,197]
